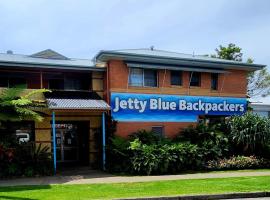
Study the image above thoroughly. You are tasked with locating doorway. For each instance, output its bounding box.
[52,122,89,166]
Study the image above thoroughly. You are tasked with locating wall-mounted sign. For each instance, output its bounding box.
[111,92,247,122]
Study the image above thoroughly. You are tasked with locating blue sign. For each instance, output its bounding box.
[111,92,247,122]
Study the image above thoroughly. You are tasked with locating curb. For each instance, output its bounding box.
[117,192,270,200]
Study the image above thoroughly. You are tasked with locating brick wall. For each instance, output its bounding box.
[107,60,248,138]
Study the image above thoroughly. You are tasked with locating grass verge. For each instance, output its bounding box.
[0,176,269,200]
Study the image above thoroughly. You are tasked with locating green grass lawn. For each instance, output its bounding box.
[0,176,269,200]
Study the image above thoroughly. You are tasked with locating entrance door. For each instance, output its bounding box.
[55,123,79,163]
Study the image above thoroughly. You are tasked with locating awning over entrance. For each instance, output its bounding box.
[44,91,110,110]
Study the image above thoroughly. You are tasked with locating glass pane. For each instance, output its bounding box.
[65,78,82,90]
[64,149,78,161]
[48,79,64,90]
[129,68,143,86]
[9,78,27,88]
[0,77,8,87]
[144,69,157,87]
[211,73,218,90]
[171,71,182,86]
[190,72,201,86]
[152,127,163,138]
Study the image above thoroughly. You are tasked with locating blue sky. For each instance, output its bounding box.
[0,0,269,68]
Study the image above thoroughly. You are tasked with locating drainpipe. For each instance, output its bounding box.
[102,112,106,171]
[52,111,57,175]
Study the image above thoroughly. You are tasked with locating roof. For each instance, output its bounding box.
[31,49,69,60]
[46,98,110,110]
[250,102,270,111]
[0,50,105,71]
[44,91,110,110]
[95,48,265,71]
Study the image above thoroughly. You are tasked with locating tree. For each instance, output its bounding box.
[0,87,50,123]
[213,43,243,61]
[212,43,270,98]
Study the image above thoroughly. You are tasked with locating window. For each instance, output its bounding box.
[171,71,182,86]
[151,126,163,138]
[129,68,157,87]
[0,77,8,87]
[144,69,157,87]
[48,79,64,90]
[9,77,27,88]
[0,77,27,88]
[211,73,218,90]
[189,72,201,86]
[129,68,143,86]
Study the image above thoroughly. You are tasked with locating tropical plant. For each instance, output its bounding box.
[129,139,201,175]
[227,112,270,156]
[0,87,50,123]
[129,129,160,144]
[175,123,229,161]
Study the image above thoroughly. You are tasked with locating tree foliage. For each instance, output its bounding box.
[212,43,270,97]
[213,43,243,61]
[0,87,50,123]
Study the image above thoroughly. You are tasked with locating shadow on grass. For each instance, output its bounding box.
[0,196,38,200]
[0,185,51,193]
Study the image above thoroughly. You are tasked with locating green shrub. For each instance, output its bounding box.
[129,129,160,144]
[228,112,270,157]
[175,123,229,161]
[129,139,201,175]
[106,136,131,173]
[0,142,52,178]
[206,156,270,170]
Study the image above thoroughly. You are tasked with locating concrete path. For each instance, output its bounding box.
[0,170,269,187]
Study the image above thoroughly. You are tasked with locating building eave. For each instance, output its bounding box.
[95,51,266,71]
[0,61,106,71]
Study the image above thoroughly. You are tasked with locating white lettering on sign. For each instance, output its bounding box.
[112,97,245,114]
[113,97,147,113]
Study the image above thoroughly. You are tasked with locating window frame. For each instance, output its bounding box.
[129,68,158,88]
[189,72,201,87]
[170,70,183,86]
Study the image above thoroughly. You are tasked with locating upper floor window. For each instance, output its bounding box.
[0,77,27,88]
[46,73,90,91]
[171,71,182,86]
[189,72,201,87]
[129,68,157,87]
[211,73,218,90]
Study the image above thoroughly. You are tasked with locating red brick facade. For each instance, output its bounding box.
[106,60,248,138]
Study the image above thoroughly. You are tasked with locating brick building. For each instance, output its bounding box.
[0,48,265,169]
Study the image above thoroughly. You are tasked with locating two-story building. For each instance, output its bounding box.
[0,48,265,170]
[95,48,264,138]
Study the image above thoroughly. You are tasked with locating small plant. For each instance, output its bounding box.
[206,156,270,170]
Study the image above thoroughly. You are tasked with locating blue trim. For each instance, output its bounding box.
[52,111,57,175]
[102,112,106,171]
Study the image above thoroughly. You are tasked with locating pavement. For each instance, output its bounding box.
[0,169,269,187]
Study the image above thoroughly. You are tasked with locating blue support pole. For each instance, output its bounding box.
[102,112,106,171]
[52,111,57,175]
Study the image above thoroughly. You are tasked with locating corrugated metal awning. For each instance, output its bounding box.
[47,98,110,110]
[126,62,229,73]
[44,90,110,110]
